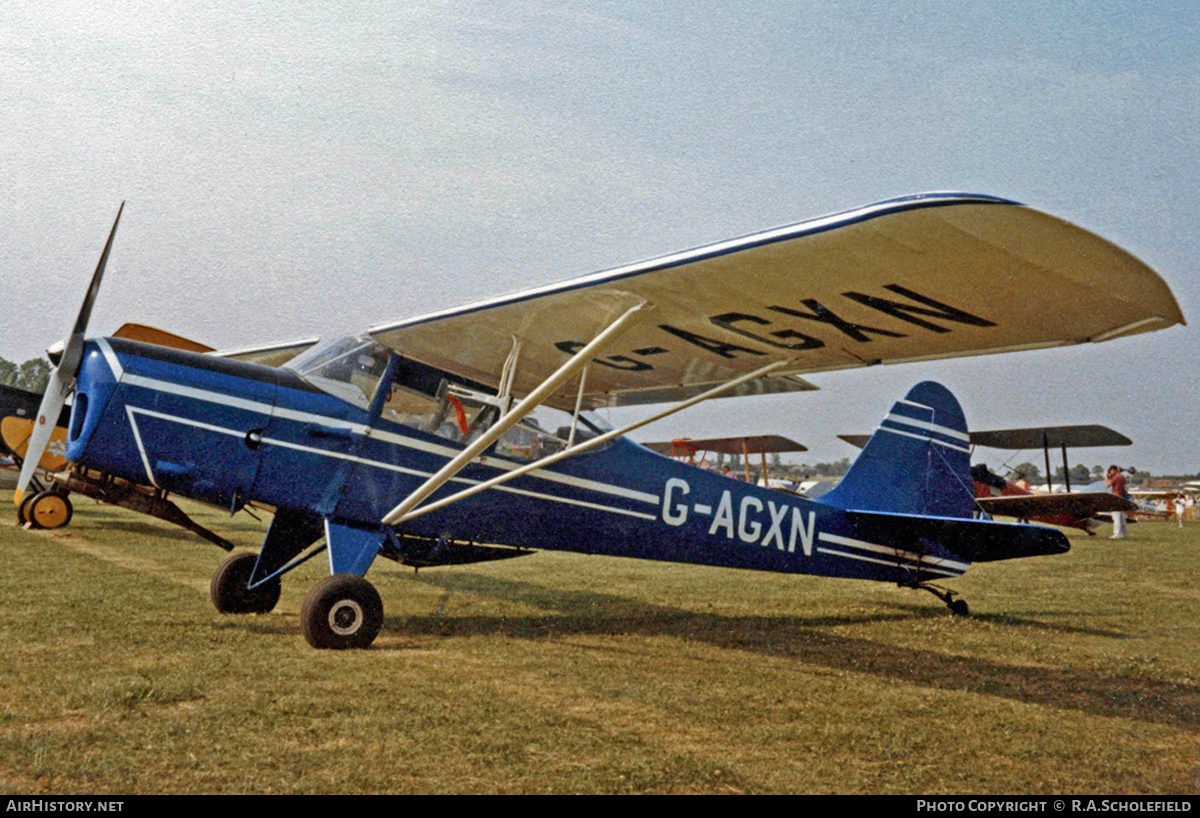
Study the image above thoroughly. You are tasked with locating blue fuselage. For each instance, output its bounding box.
[65,337,972,584]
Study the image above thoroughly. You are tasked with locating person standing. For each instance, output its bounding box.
[1106,466,1128,539]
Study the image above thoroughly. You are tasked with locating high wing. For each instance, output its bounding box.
[112,323,215,353]
[969,425,1132,450]
[369,193,1183,410]
[977,492,1136,520]
[841,425,1133,451]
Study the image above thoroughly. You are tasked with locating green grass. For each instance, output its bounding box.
[1,492,1198,793]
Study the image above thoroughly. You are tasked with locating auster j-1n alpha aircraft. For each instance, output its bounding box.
[14,194,1184,648]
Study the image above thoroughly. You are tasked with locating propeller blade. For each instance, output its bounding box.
[59,202,124,377]
[13,367,71,505]
[14,203,125,506]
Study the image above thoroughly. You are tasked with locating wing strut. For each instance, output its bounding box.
[566,365,589,447]
[380,302,647,526]
[390,358,790,525]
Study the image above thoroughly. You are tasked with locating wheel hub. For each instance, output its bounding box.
[328,599,364,635]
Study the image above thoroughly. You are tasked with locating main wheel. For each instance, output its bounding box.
[210,552,281,614]
[948,598,970,617]
[27,491,73,530]
[301,574,384,650]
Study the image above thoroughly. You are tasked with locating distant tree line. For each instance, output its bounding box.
[0,355,51,393]
[775,458,852,479]
[711,454,852,480]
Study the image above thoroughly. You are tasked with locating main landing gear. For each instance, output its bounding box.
[210,552,281,614]
[16,490,73,530]
[208,555,385,650]
[300,574,384,650]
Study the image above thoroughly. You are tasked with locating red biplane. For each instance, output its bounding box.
[842,425,1138,533]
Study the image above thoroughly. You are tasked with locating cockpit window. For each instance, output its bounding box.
[286,336,392,409]
[288,338,617,456]
[494,406,609,461]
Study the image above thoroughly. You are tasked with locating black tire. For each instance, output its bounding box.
[27,491,73,530]
[210,552,281,614]
[301,574,383,650]
[16,492,37,526]
[948,598,970,617]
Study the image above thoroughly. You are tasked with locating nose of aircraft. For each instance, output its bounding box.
[63,340,123,465]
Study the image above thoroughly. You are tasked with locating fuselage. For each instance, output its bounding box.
[66,337,971,584]
[972,472,1096,532]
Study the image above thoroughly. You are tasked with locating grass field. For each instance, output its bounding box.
[1,491,1197,794]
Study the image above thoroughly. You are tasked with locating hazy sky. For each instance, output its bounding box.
[3,2,1197,474]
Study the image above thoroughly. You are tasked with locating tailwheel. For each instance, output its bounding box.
[211,552,281,614]
[914,582,970,616]
[25,491,73,530]
[301,574,383,650]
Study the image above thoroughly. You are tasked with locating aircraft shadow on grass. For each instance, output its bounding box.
[377,572,1200,731]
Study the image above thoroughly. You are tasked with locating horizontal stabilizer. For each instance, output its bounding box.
[846,509,1070,563]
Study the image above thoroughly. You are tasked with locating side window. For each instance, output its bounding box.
[379,382,494,444]
[377,372,614,459]
[495,406,607,461]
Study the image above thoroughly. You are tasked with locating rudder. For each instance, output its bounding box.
[819,381,974,518]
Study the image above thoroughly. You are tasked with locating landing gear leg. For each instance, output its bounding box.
[914,582,970,616]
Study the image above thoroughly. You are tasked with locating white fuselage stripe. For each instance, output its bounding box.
[124,407,159,487]
[121,406,656,522]
[115,371,658,505]
[95,338,125,380]
[818,531,970,572]
[816,547,963,577]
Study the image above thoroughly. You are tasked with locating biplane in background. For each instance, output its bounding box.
[640,434,807,487]
[969,425,1138,534]
[13,193,1184,648]
[3,383,73,520]
[1124,486,1195,520]
[842,424,1139,533]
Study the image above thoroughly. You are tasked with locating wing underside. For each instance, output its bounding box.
[370,193,1183,409]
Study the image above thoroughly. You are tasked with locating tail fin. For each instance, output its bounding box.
[820,381,975,518]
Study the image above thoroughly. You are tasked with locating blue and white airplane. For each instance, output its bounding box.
[13,194,1184,648]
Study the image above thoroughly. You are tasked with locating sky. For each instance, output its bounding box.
[2,2,1197,475]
